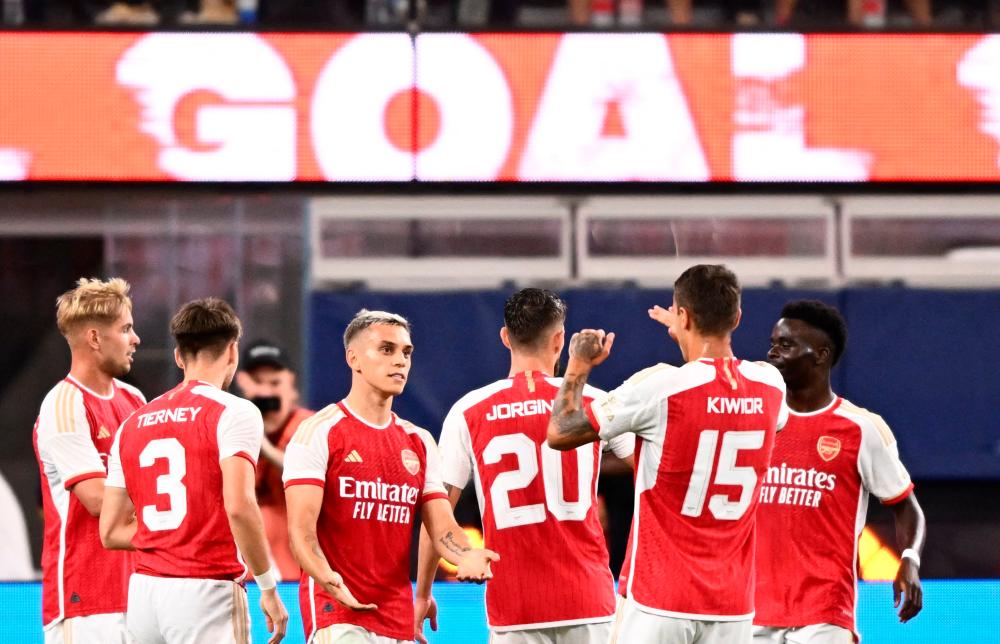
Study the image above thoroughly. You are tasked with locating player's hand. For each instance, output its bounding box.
[456,548,500,583]
[648,305,679,340]
[414,594,438,644]
[259,588,289,644]
[893,559,923,622]
[568,330,615,368]
[323,571,378,612]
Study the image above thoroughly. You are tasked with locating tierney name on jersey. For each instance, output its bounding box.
[134,406,203,427]
[340,476,419,524]
[758,462,838,509]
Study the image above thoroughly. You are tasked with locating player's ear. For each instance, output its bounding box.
[815,344,832,366]
[345,346,360,372]
[85,326,102,352]
[499,327,512,350]
[173,347,185,371]
[732,308,742,331]
[228,340,239,367]
[551,327,565,354]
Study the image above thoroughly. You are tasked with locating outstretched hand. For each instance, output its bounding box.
[456,548,500,584]
[414,595,438,644]
[323,572,378,612]
[648,305,679,340]
[568,329,615,368]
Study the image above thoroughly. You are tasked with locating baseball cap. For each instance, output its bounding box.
[242,339,291,372]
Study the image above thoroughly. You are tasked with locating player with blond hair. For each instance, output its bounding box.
[33,277,145,643]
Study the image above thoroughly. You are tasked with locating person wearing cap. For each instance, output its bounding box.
[235,339,315,581]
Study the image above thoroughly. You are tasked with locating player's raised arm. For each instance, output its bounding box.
[421,497,499,582]
[547,329,614,450]
[891,494,926,622]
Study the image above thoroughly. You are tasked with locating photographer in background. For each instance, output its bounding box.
[235,340,314,581]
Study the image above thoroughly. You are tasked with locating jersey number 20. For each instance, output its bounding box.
[483,433,593,530]
[681,429,764,521]
[139,438,187,531]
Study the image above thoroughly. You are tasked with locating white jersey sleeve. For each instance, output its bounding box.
[36,382,105,488]
[216,398,264,465]
[438,404,473,490]
[105,425,126,488]
[283,409,338,487]
[590,364,676,442]
[604,432,636,459]
[855,410,913,503]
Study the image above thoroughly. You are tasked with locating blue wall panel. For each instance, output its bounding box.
[309,288,1000,479]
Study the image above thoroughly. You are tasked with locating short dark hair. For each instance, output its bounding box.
[503,288,567,349]
[673,264,741,336]
[780,300,848,366]
[170,298,242,360]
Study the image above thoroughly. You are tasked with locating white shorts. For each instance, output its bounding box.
[752,624,854,644]
[311,623,410,644]
[126,573,251,644]
[610,597,752,644]
[44,613,127,644]
[490,621,613,644]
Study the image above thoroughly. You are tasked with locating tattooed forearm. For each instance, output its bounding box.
[439,530,472,558]
[548,372,600,449]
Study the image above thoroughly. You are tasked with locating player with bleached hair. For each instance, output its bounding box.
[34,278,145,643]
[284,309,499,644]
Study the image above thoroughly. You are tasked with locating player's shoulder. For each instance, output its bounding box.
[449,378,516,415]
[622,362,679,389]
[36,380,84,438]
[395,415,436,448]
[190,383,257,415]
[736,359,785,391]
[39,379,81,412]
[113,379,146,404]
[289,402,348,445]
[834,398,896,446]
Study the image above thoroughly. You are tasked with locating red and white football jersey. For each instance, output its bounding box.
[754,397,913,638]
[283,401,448,641]
[590,358,788,620]
[33,375,145,627]
[106,380,263,580]
[439,370,634,631]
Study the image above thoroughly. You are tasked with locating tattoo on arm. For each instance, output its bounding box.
[439,531,471,558]
[552,372,597,438]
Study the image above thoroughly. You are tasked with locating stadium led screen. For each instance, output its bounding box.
[4,32,1000,182]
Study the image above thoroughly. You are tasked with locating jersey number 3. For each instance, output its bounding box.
[681,429,764,521]
[483,433,593,530]
[139,438,188,531]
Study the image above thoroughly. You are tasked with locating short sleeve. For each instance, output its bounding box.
[603,432,636,459]
[283,416,332,488]
[590,365,673,442]
[217,400,264,467]
[438,405,473,489]
[105,425,126,488]
[857,414,913,504]
[36,384,106,489]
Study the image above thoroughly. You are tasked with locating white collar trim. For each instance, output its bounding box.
[341,401,392,430]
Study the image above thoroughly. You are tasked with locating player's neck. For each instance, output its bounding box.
[181,364,230,390]
[683,335,735,362]
[343,388,394,426]
[786,375,835,413]
[68,359,115,397]
[508,353,555,378]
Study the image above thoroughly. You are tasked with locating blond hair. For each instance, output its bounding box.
[343,309,411,349]
[56,277,133,337]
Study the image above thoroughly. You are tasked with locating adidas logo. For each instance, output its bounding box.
[345,450,363,463]
[70,592,81,604]
[97,426,111,440]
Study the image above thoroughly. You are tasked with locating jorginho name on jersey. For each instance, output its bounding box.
[439,370,634,632]
[33,376,145,628]
[283,401,448,642]
[106,380,264,581]
[591,358,788,621]
[755,397,914,639]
